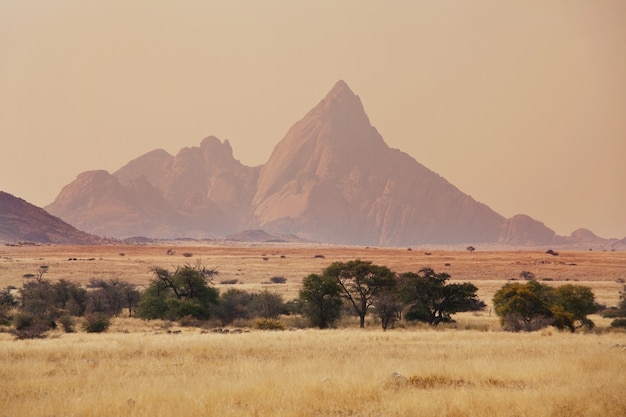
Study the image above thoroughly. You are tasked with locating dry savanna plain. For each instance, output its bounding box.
[1,244,625,417]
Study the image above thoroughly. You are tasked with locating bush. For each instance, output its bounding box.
[11,312,51,339]
[58,315,75,333]
[82,313,111,333]
[13,312,34,330]
[254,318,285,330]
[220,279,239,285]
[269,276,287,284]
[611,318,626,328]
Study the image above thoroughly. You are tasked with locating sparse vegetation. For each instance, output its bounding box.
[0,245,624,416]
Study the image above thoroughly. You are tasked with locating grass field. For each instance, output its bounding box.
[1,325,625,417]
[1,245,625,416]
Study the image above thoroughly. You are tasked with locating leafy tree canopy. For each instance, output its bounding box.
[137,264,219,321]
[323,260,396,328]
[400,268,484,325]
[493,280,596,332]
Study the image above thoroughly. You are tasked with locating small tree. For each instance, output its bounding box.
[493,280,596,332]
[324,260,396,328]
[399,268,484,326]
[299,273,343,329]
[249,290,285,319]
[550,284,596,332]
[137,264,219,321]
[372,289,403,330]
[217,289,254,325]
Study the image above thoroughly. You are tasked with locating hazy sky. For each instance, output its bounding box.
[1,1,625,239]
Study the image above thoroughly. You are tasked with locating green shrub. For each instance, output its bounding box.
[82,313,111,333]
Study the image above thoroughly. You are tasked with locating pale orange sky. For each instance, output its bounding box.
[1,1,625,239]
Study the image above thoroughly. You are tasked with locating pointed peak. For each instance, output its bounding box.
[324,80,358,102]
[330,79,353,94]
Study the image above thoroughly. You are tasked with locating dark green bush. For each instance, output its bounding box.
[611,318,626,328]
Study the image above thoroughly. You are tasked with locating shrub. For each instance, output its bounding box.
[254,318,285,330]
[11,312,51,339]
[82,313,111,333]
[182,252,193,258]
[611,318,626,328]
[179,315,204,328]
[269,276,287,284]
[220,279,239,285]
[58,315,75,333]
[13,312,34,330]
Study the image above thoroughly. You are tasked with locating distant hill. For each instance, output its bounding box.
[0,191,111,245]
[45,81,622,248]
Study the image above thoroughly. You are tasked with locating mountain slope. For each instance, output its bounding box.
[253,80,505,245]
[0,191,109,244]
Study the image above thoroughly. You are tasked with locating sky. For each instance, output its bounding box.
[1,1,625,239]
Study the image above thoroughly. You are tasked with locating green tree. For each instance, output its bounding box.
[324,260,396,328]
[299,273,343,329]
[493,280,596,332]
[550,284,596,332]
[492,280,553,331]
[137,264,219,321]
[399,268,484,326]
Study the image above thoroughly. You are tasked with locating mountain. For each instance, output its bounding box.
[253,80,505,245]
[44,81,619,247]
[0,191,109,244]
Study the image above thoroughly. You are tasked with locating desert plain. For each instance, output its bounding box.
[1,244,625,417]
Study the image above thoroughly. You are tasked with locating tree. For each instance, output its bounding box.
[372,289,403,330]
[86,277,140,317]
[137,264,219,321]
[550,284,596,332]
[492,280,553,331]
[299,273,343,329]
[399,268,484,326]
[493,280,596,332]
[249,290,285,319]
[217,289,254,325]
[324,260,396,328]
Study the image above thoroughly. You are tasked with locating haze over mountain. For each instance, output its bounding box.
[45,81,621,248]
[0,191,110,245]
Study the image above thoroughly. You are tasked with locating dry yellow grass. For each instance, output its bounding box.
[1,325,625,417]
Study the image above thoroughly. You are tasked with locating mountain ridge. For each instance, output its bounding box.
[43,81,621,248]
